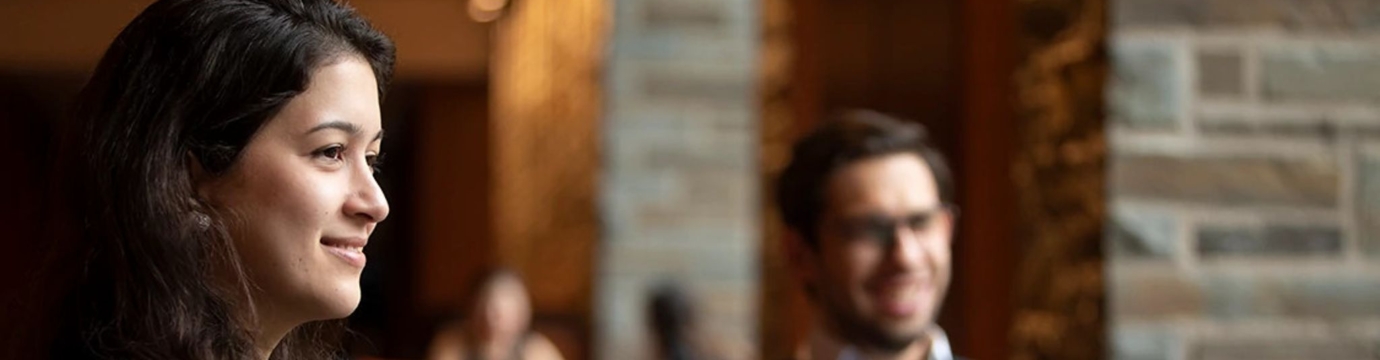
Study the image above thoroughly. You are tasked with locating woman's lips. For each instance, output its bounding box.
[321,237,367,267]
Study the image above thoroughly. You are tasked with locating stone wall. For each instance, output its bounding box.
[597,0,760,358]
[1109,1,1380,359]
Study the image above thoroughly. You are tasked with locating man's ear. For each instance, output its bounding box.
[783,228,819,290]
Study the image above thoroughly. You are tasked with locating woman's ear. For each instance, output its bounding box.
[186,152,213,202]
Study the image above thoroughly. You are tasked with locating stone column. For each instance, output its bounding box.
[597,0,760,358]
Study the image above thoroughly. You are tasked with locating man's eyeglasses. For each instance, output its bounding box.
[832,204,959,246]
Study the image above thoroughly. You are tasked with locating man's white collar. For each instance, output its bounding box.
[823,325,953,360]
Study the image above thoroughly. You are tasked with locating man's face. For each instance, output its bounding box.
[804,153,954,351]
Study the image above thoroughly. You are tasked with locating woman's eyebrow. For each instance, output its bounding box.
[306,120,360,136]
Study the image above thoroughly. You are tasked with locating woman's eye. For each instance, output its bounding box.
[315,145,346,162]
[366,152,386,174]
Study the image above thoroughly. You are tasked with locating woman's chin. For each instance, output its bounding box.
[307,282,362,320]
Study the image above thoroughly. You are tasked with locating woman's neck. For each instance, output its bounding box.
[254,327,289,360]
[252,308,295,360]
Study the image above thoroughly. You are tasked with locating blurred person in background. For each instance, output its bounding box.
[646,281,730,360]
[20,0,396,359]
[775,110,961,360]
[427,268,564,360]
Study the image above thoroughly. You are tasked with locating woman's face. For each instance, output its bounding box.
[200,56,389,327]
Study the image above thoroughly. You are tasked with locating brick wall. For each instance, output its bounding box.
[597,0,760,358]
[1110,1,1380,359]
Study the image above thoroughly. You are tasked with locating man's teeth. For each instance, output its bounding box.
[879,285,918,303]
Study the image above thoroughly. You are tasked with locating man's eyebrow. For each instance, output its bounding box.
[306,121,361,136]
[372,129,385,142]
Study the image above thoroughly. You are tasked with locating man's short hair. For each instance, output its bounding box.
[774,110,955,247]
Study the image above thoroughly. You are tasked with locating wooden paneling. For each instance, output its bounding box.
[490,1,608,359]
[0,0,489,81]
[413,85,494,315]
[956,1,1019,359]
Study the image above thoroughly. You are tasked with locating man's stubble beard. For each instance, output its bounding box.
[817,277,948,354]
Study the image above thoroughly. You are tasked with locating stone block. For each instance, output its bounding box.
[1110,38,1185,129]
[1112,268,1203,318]
[1193,338,1378,360]
[1339,1,1380,31]
[1197,118,1337,139]
[1197,224,1341,258]
[1358,153,1380,258]
[613,0,755,62]
[1115,0,1380,31]
[1198,49,1244,98]
[608,126,755,172]
[643,0,726,31]
[1204,274,1380,319]
[1112,325,1177,360]
[1109,205,1178,259]
[602,242,756,280]
[1262,45,1380,101]
[605,103,755,134]
[641,66,753,103]
[1111,154,1338,208]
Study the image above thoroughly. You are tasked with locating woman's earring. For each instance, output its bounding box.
[193,211,212,230]
[189,198,212,230]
